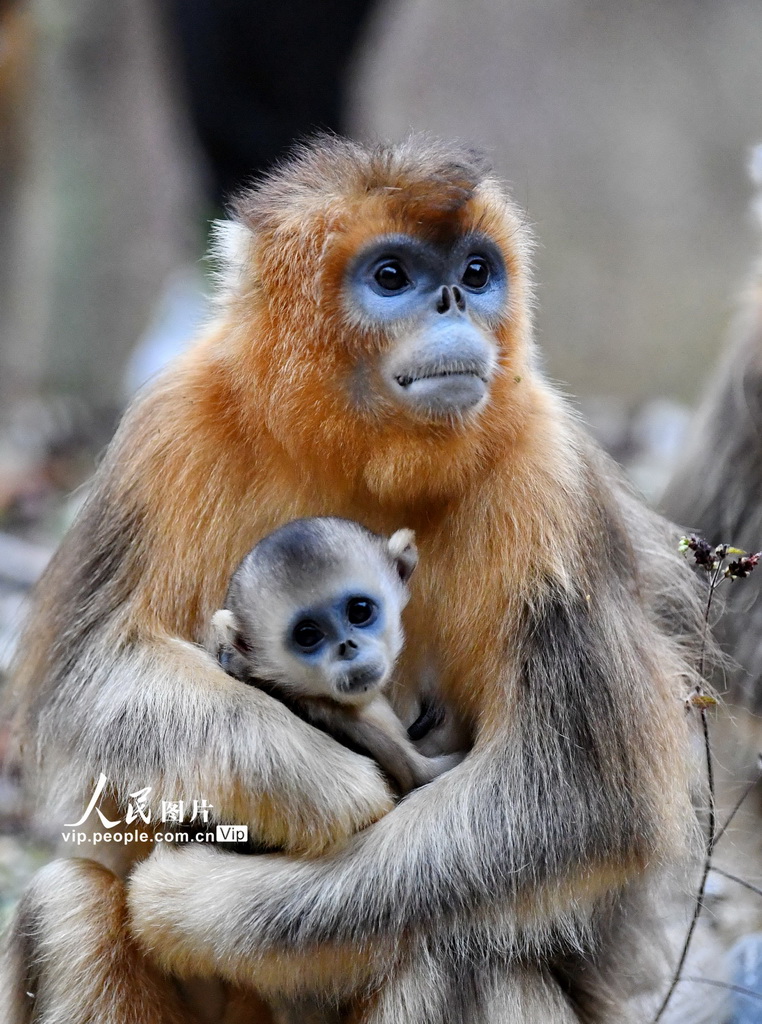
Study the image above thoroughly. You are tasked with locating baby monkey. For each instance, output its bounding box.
[211,517,461,795]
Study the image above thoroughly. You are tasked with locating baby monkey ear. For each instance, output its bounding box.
[387,529,418,584]
[210,609,251,655]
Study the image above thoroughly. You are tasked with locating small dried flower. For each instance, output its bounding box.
[679,536,718,570]
[725,552,761,580]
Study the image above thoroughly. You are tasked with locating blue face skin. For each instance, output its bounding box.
[344,233,509,420]
[287,590,387,694]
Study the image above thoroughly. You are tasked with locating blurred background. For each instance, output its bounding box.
[2,0,762,1012]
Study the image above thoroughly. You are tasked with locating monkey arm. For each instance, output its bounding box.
[126,743,625,991]
[299,695,464,795]
[128,585,695,981]
[40,633,395,857]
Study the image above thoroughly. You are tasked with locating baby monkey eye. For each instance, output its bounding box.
[373,260,410,293]
[346,597,376,625]
[292,620,325,650]
[461,256,491,291]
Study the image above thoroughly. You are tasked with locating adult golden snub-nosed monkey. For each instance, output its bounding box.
[5,135,707,1024]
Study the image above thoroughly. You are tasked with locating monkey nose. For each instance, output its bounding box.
[436,286,466,314]
[337,639,359,661]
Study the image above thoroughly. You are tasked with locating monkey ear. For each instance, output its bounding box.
[387,529,418,583]
[209,220,254,305]
[211,609,251,655]
[211,609,237,652]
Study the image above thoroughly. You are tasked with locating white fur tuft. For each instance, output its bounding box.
[208,220,253,306]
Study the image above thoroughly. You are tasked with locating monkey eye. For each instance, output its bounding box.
[346,597,377,626]
[461,256,491,291]
[372,259,411,293]
[292,620,326,650]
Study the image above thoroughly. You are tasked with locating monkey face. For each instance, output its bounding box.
[343,233,507,422]
[221,520,415,707]
[239,568,406,707]
[284,586,400,704]
[229,138,534,500]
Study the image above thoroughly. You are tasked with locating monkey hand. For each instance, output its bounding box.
[240,724,397,857]
[127,844,383,994]
[128,845,231,980]
[221,687,396,855]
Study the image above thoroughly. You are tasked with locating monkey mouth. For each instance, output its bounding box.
[336,665,386,697]
[389,365,491,418]
[394,369,488,388]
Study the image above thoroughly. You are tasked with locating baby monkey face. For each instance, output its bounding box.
[286,583,398,704]
[248,550,407,705]
[219,519,415,706]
